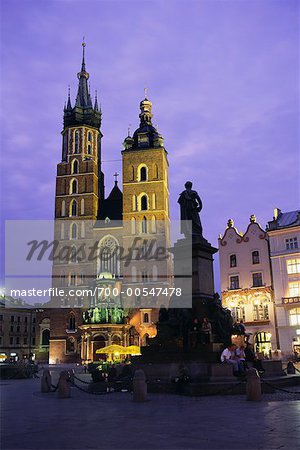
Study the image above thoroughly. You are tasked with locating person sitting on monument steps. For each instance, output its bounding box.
[201,317,212,344]
[235,345,247,372]
[220,344,243,375]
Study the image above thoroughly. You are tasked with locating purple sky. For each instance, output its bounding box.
[1,0,299,290]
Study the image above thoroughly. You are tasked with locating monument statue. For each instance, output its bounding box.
[178,181,203,237]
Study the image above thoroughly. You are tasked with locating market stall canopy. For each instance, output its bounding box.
[125,345,141,355]
[96,344,126,354]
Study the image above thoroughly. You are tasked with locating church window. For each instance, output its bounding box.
[70,200,77,217]
[74,130,79,153]
[87,144,92,155]
[70,272,76,286]
[72,159,79,174]
[60,273,66,286]
[81,198,85,215]
[141,270,148,282]
[98,236,120,276]
[131,218,136,234]
[70,223,77,240]
[132,195,137,211]
[41,329,50,346]
[141,195,148,211]
[140,166,147,181]
[88,131,92,141]
[70,179,78,194]
[81,221,85,238]
[130,165,134,181]
[60,222,65,239]
[152,193,156,210]
[153,163,159,179]
[68,315,76,331]
[141,217,147,233]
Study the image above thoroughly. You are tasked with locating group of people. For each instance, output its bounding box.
[220,342,265,376]
[190,317,212,347]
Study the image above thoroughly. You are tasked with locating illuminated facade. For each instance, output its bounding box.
[218,215,277,356]
[36,43,170,363]
[267,208,300,356]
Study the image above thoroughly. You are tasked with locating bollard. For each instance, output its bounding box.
[246,368,261,401]
[133,369,147,402]
[57,371,71,398]
[287,361,296,374]
[41,369,52,393]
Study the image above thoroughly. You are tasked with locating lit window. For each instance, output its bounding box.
[252,251,260,264]
[143,313,149,323]
[286,237,298,250]
[289,308,300,326]
[287,259,300,274]
[69,316,76,331]
[289,282,300,297]
[253,300,269,321]
[230,254,237,268]
[252,272,263,287]
[229,276,239,290]
[229,303,245,322]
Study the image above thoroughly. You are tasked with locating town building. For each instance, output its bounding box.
[218,215,278,356]
[0,296,36,362]
[267,208,300,356]
[36,43,171,364]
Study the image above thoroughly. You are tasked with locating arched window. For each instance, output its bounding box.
[88,131,92,141]
[87,144,92,155]
[70,200,77,217]
[142,216,147,233]
[74,130,79,153]
[98,236,120,276]
[140,166,147,181]
[66,337,75,353]
[131,217,136,235]
[70,179,78,194]
[81,221,85,238]
[252,251,260,264]
[68,315,76,331]
[70,246,78,263]
[70,223,77,239]
[61,200,66,217]
[143,313,149,323]
[41,329,50,346]
[72,159,79,174]
[141,195,148,211]
[153,163,158,179]
[81,198,85,215]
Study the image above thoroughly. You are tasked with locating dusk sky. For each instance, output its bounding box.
[0,0,299,290]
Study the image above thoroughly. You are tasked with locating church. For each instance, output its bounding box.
[36,43,172,364]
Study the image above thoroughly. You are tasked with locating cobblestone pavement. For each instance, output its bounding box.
[1,376,300,450]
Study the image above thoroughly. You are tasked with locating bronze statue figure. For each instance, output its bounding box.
[178,181,203,236]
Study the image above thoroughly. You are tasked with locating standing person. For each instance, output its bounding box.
[190,318,200,348]
[201,317,212,344]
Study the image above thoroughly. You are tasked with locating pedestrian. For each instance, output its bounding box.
[201,317,212,344]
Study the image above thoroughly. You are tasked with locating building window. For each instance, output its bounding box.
[60,273,66,286]
[71,223,77,240]
[289,282,300,297]
[17,325,20,332]
[70,272,77,286]
[286,237,298,250]
[70,179,78,194]
[153,163,158,179]
[41,329,50,346]
[10,337,13,345]
[87,144,92,154]
[142,271,148,283]
[253,300,269,321]
[24,317,28,323]
[66,337,75,353]
[61,200,66,217]
[0,315,2,321]
[141,217,147,234]
[72,159,79,174]
[252,272,263,287]
[229,276,239,290]
[80,198,84,215]
[143,313,149,323]
[252,251,260,264]
[229,303,245,322]
[140,166,147,181]
[16,337,20,345]
[88,131,92,141]
[151,216,156,233]
[24,338,27,345]
[74,130,79,153]
[17,316,21,323]
[69,316,76,331]
[131,218,136,235]
[140,195,148,211]
[10,325,14,332]
[152,193,156,210]
[289,308,300,326]
[287,259,300,275]
[230,254,237,268]
[70,200,77,217]
[10,316,14,322]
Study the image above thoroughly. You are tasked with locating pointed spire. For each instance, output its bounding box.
[75,39,91,108]
[94,90,99,111]
[66,85,72,110]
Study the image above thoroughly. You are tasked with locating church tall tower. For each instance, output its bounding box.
[52,42,103,307]
[121,95,172,328]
